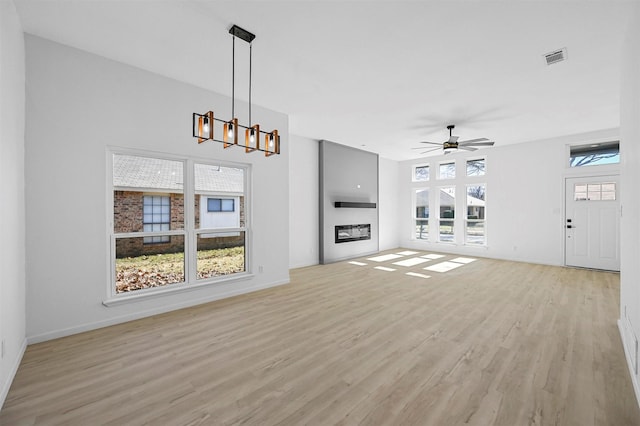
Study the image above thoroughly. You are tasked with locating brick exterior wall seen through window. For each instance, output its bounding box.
[114,191,244,258]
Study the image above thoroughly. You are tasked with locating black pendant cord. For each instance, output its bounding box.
[231,35,235,120]
[249,42,252,127]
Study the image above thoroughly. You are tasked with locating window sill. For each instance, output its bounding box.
[102,273,254,307]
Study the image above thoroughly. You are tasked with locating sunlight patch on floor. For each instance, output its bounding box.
[421,254,446,260]
[450,257,477,264]
[393,258,431,267]
[374,266,396,272]
[424,261,465,273]
[368,254,404,262]
[406,272,431,279]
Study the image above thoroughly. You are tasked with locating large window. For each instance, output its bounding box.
[111,152,248,295]
[411,157,488,246]
[415,189,429,239]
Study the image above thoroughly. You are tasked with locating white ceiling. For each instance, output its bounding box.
[13,0,634,161]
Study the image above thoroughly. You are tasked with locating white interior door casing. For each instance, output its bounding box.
[565,175,620,271]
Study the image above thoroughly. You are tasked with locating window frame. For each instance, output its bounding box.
[106,148,252,304]
[465,184,487,246]
[412,164,430,182]
[409,156,489,247]
[437,186,456,243]
[568,141,620,168]
[438,161,456,180]
[413,188,430,240]
[466,157,486,177]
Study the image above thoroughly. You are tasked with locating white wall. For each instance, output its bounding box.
[288,136,400,267]
[399,128,619,266]
[289,134,319,268]
[24,36,289,342]
[379,157,400,250]
[0,0,27,408]
[619,2,640,407]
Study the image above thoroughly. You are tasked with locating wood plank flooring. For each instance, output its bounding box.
[2,250,639,425]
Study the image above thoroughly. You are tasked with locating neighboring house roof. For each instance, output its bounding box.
[113,154,243,193]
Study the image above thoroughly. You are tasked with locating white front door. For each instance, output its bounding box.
[565,175,620,271]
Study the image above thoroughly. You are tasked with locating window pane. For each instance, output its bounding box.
[207,198,221,212]
[439,162,455,179]
[574,181,616,201]
[197,232,246,279]
[115,235,185,293]
[439,220,454,242]
[415,189,429,219]
[466,221,485,245]
[195,164,245,230]
[467,185,485,219]
[439,187,455,218]
[569,142,619,167]
[414,165,429,182]
[221,199,235,212]
[113,155,184,233]
[588,191,601,201]
[466,159,485,176]
[415,220,429,240]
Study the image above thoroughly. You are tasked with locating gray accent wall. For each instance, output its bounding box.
[319,140,379,264]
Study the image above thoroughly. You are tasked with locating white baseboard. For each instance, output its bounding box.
[27,279,289,344]
[0,337,27,410]
[618,319,640,410]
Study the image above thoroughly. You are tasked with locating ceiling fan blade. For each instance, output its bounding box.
[417,141,442,145]
[449,135,459,143]
[458,146,478,151]
[420,147,443,154]
[459,141,495,147]
[458,138,489,144]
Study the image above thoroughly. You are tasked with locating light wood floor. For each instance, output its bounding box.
[2,250,639,425]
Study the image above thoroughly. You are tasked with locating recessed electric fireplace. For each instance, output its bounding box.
[335,224,371,243]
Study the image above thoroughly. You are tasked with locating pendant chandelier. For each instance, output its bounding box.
[192,25,280,157]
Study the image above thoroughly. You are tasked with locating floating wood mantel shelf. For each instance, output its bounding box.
[334,202,377,208]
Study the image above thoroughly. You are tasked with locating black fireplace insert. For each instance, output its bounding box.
[335,224,371,243]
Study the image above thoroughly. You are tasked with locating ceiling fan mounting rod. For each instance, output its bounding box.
[447,124,455,136]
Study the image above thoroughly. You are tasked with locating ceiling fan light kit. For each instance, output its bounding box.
[415,124,495,155]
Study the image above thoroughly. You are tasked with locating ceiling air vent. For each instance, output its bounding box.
[544,48,567,65]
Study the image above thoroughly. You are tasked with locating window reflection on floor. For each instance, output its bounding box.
[342,251,479,280]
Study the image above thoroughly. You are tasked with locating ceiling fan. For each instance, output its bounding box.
[413,125,495,155]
